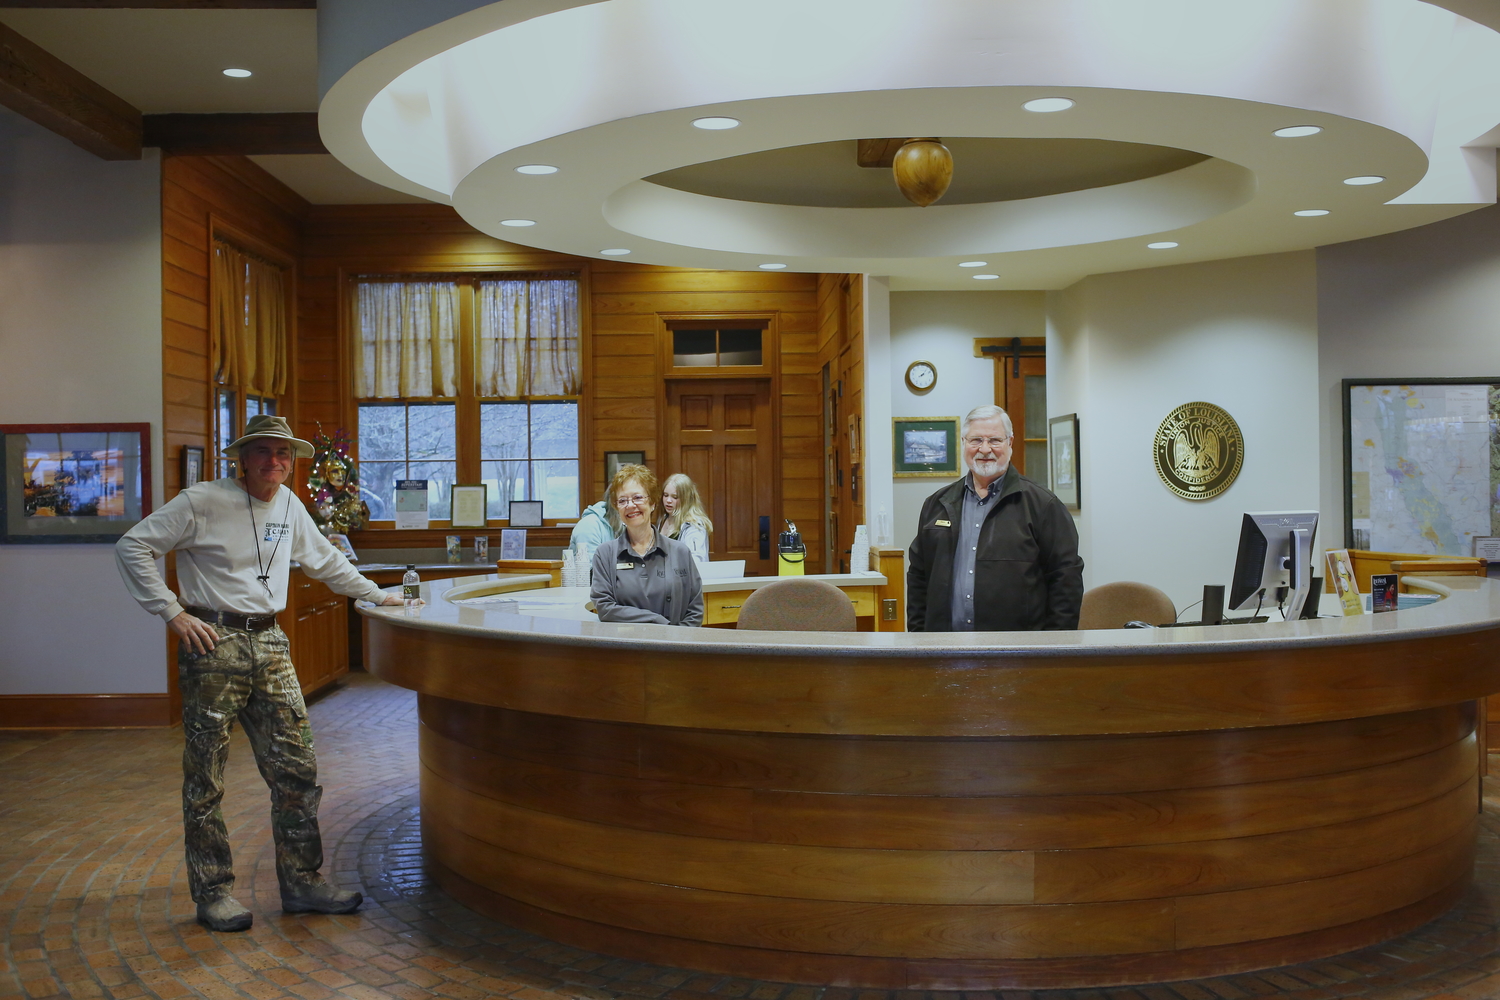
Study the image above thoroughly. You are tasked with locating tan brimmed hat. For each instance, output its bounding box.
[225,414,315,459]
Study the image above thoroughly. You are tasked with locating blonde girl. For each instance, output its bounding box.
[659,473,712,564]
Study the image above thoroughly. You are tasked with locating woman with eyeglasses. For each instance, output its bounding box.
[658,473,712,565]
[590,463,703,626]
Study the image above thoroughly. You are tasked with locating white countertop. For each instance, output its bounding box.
[357,573,1500,660]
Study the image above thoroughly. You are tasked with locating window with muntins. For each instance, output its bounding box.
[353,274,582,524]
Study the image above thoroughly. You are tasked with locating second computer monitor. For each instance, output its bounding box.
[1228,511,1320,618]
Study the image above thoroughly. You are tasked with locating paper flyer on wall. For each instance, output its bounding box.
[394,479,430,530]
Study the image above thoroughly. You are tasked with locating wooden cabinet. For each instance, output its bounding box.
[279,569,348,696]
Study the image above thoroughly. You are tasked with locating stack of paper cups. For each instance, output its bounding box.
[851,524,870,573]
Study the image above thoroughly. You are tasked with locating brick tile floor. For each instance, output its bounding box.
[6,673,1500,1000]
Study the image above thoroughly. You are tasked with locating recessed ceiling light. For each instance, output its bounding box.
[515,164,558,175]
[599,248,631,256]
[1273,125,1322,138]
[1344,175,1385,186]
[692,116,740,130]
[1147,241,1179,249]
[958,261,988,268]
[1294,209,1330,217]
[973,274,1001,280]
[222,68,252,78]
[759,263,787,270]
[499,219,536,227]
[1023,97,1075,113]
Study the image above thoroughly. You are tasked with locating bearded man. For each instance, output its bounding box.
[906,404,1084,632]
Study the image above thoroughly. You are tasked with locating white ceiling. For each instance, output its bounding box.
[2,2,1498,287]
[0,8,431,205]
[0,9,318,114]
[326,0,1500,290]
[246,155,432,204]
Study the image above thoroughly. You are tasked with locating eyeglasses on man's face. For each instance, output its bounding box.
[963,436,1011,450]
[615,494,650,509]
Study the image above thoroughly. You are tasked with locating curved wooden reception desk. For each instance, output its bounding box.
[360,575,1500,990]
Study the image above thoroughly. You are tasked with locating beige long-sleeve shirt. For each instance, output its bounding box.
[115,477,384,621]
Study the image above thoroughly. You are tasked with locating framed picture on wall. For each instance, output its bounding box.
[892,417,959,478]
[180,445,204,489]
[1048,414,1081,512]
[604,451,645,483]
[0,423,152,544]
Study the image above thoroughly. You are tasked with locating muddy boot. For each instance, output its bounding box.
[281,881,362,915]
[197,896,253,932]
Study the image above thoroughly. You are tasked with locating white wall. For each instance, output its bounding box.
[1316,202,1500,547]
[1047,252,1321,612]
[861,276,895,545]
[887,290,1046,551]
[0,110,165,695]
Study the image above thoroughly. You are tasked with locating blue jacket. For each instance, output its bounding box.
[569,501,616,551]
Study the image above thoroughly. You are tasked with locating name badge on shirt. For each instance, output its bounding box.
[616,562,636,570]
[934,519,952,527]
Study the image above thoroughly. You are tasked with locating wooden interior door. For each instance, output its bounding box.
[665,379,776,575]
[995,353,1047,481]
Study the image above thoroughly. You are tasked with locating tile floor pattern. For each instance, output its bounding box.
[6,674,1500,1000]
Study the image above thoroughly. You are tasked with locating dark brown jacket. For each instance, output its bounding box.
[906,467,1084,632]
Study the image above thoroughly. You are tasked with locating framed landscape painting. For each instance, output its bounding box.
[0,423,152,543]
[893,417,960,478]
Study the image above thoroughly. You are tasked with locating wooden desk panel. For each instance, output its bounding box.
[362,577,1500,989]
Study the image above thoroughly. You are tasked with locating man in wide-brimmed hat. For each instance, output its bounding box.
[116,415,406,932]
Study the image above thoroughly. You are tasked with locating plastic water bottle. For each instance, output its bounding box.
[402,564,420,607]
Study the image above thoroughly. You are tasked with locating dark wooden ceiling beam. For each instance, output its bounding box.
[0,2,314,8]
[0,18,141,158]
[143,112,325,154]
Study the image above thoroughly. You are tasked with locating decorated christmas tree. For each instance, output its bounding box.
[306,424,369,535]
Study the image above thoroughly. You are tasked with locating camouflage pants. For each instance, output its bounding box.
[178,625,324,904]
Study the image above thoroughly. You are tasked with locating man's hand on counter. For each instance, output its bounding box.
[376,593,418,607]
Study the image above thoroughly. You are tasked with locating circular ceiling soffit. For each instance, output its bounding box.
[321,0,1500,288]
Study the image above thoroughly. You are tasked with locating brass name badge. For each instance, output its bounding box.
[616,562,635,570]
[1154,401,1244,501]
[935,519,952,527]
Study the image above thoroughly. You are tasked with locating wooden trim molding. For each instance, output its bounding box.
[144,113,325,155]
[0,693,174,729]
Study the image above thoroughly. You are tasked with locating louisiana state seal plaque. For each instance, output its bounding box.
[1153,401,1244,500]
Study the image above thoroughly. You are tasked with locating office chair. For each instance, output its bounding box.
[736,578,857,632]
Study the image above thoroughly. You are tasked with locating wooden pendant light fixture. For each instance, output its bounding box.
[892,137,953,206]
[857,137,954,207]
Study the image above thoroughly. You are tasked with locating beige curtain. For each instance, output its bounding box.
[356,280,459,398]
[211,241,287,396]
[476,278,581,397]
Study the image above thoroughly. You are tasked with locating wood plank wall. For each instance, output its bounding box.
[817,274,865,572]
[160,155,306,500]
[300,207,834,571]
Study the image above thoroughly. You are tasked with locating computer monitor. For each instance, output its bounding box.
[1228,511,1319,620]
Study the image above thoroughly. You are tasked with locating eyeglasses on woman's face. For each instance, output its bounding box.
[615,493,649,509]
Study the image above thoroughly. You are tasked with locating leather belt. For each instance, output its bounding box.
[185,606,279,632]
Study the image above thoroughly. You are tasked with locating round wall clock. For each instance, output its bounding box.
[905,360,937,393]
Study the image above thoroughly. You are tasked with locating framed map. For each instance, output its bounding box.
[1342,378,1500,553]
